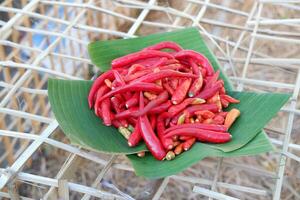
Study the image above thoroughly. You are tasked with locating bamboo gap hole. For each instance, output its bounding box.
[0,0,299,199]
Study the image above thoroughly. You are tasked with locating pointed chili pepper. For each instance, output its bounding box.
[185,103,219,115]
[174,50,214,76]
[220,94,240,103]
[164,128,231,143]
[111,97,128,127]
[224,108,240,128]
[195,110,215,119]
[162,79,174,95]
[170,78,178,90]
[113,70,126,86]
[164,123,228,134]
[114,107,139,119]
[101,98,112,126]
[96,82,163,104]
[139,93,166,160]
[128,122,142,147]
[179,136,193,141]
[125,92,139,108]
[128,64,146,75]
[204,70,220,89]
[157,112,174,150]
[182,138,196,151]
[196,82,222,100]
[150,115,157,130]
[174,143,183,155]
[220,98,229,108]
[143,41,183,52]
[112,50,174,69]
[144,92,157,101]
[124,69,152,82]
[88,70,114,108]
[94,85,110,117]
[189,73,203,97]
[171,78,192,104]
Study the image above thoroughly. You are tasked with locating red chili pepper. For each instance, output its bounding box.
[88,70,114,108]
[182,138,196,151]
[189,58,200,75]
[218,112,228,117]
[127,64,146,75]
[179,136,193,141]
[96,82,163,104]
[112,120,123,128]
[124,69,152,82]
[168,98,205,116]
[101,98,112,126]
[113,70,126,86]
[132,69,197,83]
[143,41,183,52]
[169,78,178,90]
[94,85,110,117]
[164,123,228,134]
[112,50,174,69]
[220,94,240,103]
[125,92,139,108]
[196,82,222,100]
[128,122,142,147]
[171,78,192,104]
[204,70,220,89]
[185,103,219,115]
[189,73,203,97]
[159,64,183,71]
[111,97,128,127]
[195,110,215,119]
[148,100,172,114]
[220,98,229,108]
[132,91,169,117]
[164,128,231,143]
[162,79,174,95]
[213,115,225,125]
[139,93,166,160]
[174,50,214,76]
[157,112,174,150]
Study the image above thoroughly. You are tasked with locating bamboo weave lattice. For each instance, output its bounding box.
[0,0,300,199]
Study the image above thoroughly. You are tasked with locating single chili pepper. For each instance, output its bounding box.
[125,92,139,108]
[189,58,200,75]
[170,78,178,90]
[111,97,128,127]
[182,138,196,151]
[224,108,240,128]
[220,86,226,95]
[128,122,142,147]
[174,143,183,155]
[195,110,215,119]
[104,79,112,88]
[127,64,146,75]
[220,94,240,103]
[152,57,168,68]
[148,100,172,114]
[131,91,169,117]
[144,92,157,101]
[185,103,219,115]
[220,98,229,108]
[143,41,183,52]
[94,85,110,117]
[162,79,174,95]
[112,50,174,69]
[174,50,214,76]
[132,69,198,83]
[101,98,112,126]
[118,127,131,139]
[114,107,139,119]
[139,93,166,160]
[204,70,220,89]
[135,57,168,68]
[157,112,174,150]
[171,78,192,104]
[201,67,207,78]
[164,128,231,143]
[164,123,228,134]
[165,151,176,160]
[150,115,157,130]
[113,70,126,85]
[111,79,118,90]
[96,82,163,103]
[168,98,205,116]
[159,64,183,71]
[213,115,225,125]
[188,73,203,97]
[196,82,222,100]
[162,58,179,65]
[88,70,114,108]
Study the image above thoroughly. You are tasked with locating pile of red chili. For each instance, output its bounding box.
[88,41,241,161]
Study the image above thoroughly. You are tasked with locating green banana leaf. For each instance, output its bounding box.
[48,27,290,178]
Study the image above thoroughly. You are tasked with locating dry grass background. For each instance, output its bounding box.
[0,0,300,199]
